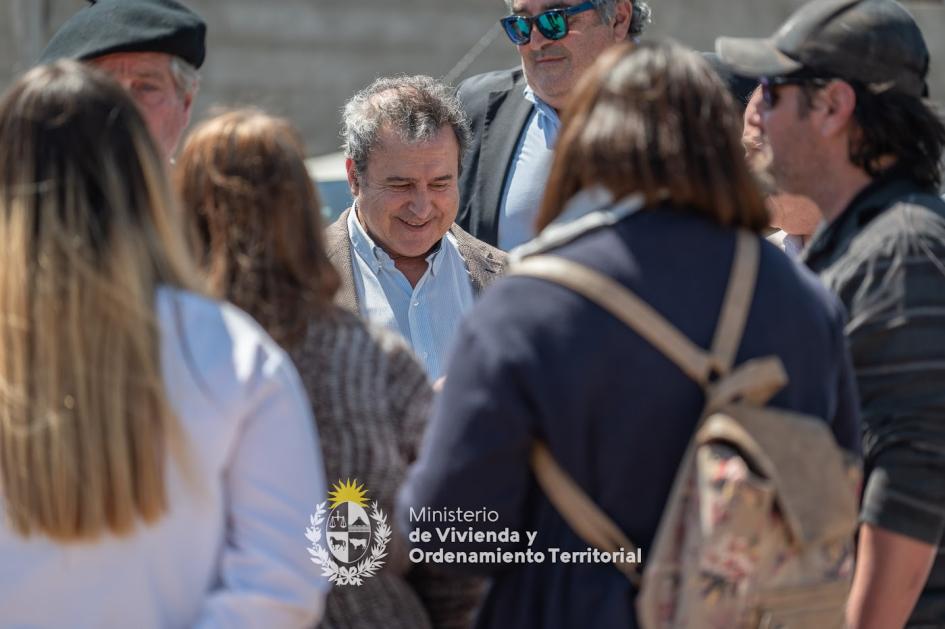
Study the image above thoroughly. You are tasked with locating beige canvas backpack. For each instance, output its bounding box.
[511,231,861,629]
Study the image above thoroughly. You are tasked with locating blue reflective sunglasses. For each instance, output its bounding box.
[500,1,596,46]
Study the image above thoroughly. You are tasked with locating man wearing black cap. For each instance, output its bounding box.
[717,1,945,627]
[40,0,206,159]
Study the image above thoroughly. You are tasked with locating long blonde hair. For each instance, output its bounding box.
[0,61,200,540]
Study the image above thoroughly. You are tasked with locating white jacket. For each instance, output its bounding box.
[0,288,328,628]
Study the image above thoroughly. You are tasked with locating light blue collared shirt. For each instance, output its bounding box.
[347,208,475,379]
[496,87,561,252]
[767,230,806,259]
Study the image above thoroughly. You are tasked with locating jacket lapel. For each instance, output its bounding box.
[328,209,506,309]
[477,78,534,246]
[450,224,507,296]
[324,207,360,313]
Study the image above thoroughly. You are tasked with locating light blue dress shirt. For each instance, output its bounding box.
[496,88,561,251]
[347,209,475,379]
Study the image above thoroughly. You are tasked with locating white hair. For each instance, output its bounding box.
[169,56,199,98]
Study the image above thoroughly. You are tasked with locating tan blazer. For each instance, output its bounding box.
[325,207,507,313]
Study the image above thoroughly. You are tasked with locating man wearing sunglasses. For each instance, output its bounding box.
[718,1,945,627]
[456,0,651,251]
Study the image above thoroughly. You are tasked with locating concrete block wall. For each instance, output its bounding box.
[183,0,520,154]
[1,0,943,156]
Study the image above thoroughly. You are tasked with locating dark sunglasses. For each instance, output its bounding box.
[759,76,832,109]
[500,1,596,46]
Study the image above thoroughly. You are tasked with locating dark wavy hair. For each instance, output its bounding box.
[850,86,945,189]
[798,83,945,189]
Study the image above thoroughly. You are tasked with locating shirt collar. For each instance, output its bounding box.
[426,237,447,278]
[524,86,561,140]
[347,204,448,277]
[802,171,925,268]
[782,233,805,258]
[511,186,645,261]
[348,204,392,271]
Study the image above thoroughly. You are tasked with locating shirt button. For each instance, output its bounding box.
[413,301,420,307]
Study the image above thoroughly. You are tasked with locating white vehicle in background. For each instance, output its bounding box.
[306,151,352,223]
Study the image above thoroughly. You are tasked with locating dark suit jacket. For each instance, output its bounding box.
[456,67,534,248]
[325,207,507,314]
[456,57,757,249]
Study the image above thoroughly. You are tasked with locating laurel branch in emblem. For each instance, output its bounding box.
[305,500,391,586]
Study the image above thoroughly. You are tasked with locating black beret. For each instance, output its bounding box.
[40,0,207,69]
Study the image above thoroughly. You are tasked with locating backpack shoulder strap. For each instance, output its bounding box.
[531,443,643,585]
[510,256,718,386]
[510,231,760,385]
[513,231,763,583]
[710,231,760,372]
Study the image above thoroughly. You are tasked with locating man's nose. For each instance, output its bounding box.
[109,76,135,95]
[526,25,552,48]
[408,188,434,219]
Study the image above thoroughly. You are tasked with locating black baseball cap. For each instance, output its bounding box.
[716,0,929,98]
[40,0,207,69]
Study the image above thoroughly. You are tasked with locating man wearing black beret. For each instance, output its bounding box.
[40,0,207,159]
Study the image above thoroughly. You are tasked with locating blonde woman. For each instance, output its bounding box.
[0,62,328,627]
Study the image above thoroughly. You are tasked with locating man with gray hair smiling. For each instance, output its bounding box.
[457,0,652,250]
[40,0,205,160]
[325,76,507,380]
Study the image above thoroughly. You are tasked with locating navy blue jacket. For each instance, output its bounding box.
[399,207,862,629]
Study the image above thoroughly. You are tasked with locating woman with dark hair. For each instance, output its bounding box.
[0,62,327,626]
[176,109,482,629]
[399,41,861,628]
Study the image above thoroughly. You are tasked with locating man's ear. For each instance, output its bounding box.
[819,81,857,139]
[612,0,633,41]
[345,157,360,196]
[181,89,195,126]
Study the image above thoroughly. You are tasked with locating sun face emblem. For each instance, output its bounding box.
[326,479,372,565]
[328,479,368,509]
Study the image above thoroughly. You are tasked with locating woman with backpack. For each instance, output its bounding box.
[399,41,862,628]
